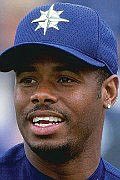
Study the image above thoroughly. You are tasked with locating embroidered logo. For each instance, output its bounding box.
[31,4,69,35]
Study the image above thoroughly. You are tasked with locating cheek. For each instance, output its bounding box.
[61,87,102,125]
[14,87,30,113]
[61,89,91,114]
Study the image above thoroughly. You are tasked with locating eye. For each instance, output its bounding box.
[57,76,76,84]
[19,77,37,86]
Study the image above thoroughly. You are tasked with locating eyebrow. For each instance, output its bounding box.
[54,64,81,74]
[15,66,36,76]
[15,63,82,76]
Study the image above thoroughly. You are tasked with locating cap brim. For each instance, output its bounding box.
[0,42,105,72]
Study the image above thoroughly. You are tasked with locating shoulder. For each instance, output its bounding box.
[0,143,25,166]
[102,159,120,179]
[0,143,49,179]
[0,143,33,179]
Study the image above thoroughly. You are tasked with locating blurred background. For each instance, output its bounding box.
[0,0,120,168]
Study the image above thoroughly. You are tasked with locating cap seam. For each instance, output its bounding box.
[94,10,100,61]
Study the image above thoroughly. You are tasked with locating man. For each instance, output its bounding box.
[0,2,120,180]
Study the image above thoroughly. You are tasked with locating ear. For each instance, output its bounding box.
[102,75,119,109]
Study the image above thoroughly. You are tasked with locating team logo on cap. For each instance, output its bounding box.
[31,4,69,35]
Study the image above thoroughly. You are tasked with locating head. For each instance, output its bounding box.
[0,3,119,163]
[13,48,118,163]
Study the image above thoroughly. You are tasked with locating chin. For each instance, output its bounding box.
[26,139,80,164]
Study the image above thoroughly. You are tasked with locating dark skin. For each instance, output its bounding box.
[14,51,118,179]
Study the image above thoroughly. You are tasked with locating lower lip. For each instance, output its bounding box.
[30,122,64,136]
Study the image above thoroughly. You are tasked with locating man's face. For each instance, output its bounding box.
[14,51,104,162]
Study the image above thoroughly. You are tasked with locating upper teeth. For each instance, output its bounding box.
[33,117,62,123]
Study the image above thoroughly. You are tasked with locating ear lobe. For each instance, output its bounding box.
[102,75,119,109]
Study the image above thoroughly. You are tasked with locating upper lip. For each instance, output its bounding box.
[27,110,65,122]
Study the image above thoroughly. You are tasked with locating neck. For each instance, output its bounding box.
[24,129,102,179]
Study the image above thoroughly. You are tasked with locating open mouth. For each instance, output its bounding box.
[28,111,65,135]
[32,116,63,128]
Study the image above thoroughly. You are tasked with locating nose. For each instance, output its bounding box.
[30,88,58,105]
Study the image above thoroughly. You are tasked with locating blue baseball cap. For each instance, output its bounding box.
[0,3,118,74]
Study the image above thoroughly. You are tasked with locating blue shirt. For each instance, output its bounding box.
[0,143,120,180]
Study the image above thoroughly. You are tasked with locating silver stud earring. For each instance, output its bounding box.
[107,104,111,109]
